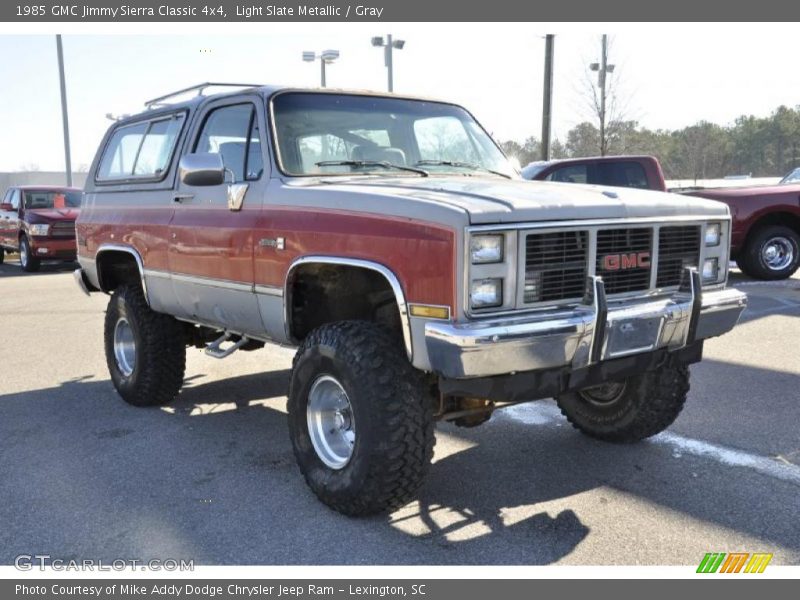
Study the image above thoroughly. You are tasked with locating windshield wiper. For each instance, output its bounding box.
[415,159,512,179]
[315,160,429,177]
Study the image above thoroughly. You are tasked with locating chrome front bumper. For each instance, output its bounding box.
[425,271,747,379]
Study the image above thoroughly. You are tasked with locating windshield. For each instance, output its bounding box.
[271,92,515,178]
[780,168,800,184]
[23,190,81,210]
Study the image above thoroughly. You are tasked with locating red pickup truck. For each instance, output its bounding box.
[522,156,800,280]
[0,186,82,272]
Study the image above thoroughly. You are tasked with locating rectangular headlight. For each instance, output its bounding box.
[470,278,503,309]
[29,224,50,236]
[702,257,719,282]
[705,223,721,247]
[470,234,504,264]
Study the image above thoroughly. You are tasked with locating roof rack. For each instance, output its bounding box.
[144,82,264,108]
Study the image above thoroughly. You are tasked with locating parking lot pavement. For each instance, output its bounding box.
[0,258,798,566]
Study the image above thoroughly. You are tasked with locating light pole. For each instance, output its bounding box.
[302,49,340,88]
[540,35,555,161]
[55,35,72,187]
[371,35,405,93]
[589,34,615,156]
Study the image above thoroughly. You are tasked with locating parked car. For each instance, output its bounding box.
[523,155,800,280]
[521,155,668,191]
[0,186,82,271]
[74,84,746,516]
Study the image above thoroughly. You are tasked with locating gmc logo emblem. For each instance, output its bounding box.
[601,252,651,270]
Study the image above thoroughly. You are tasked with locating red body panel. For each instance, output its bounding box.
[29,237,77,259]
[79,205,457,310]
[253,206,456,307]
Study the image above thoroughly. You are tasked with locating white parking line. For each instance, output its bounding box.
[500,402,800,486]
[733,279,800,288]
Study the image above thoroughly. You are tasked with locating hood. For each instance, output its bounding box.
[26,207,80,222]
[299,176,729,224]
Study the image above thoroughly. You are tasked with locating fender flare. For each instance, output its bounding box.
[95,244,150,304]
[283,256,413,360]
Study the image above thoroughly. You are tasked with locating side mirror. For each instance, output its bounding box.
[0,203,12,211]
[179,153,225,187]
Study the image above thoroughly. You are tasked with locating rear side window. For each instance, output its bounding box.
[97,113,185,181]
[596,161,649,189]
[547,164,588,184]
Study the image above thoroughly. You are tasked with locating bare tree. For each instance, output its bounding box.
[579,35,634,156]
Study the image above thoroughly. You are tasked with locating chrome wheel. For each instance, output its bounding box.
[761,236,794,271]
[113,317,136,377]
[579,381,627,406]
[19,239,28,268]
[306,374,356,469]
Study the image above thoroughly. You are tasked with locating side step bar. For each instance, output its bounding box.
[204,332,251,359]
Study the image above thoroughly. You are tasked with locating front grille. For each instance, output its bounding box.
[656,225,701,287]
[50,221,76,238]
[596,228,652,294]
[518,222,704,309]
[524,231,588,303]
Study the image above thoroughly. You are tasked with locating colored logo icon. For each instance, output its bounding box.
[697,553,773,573]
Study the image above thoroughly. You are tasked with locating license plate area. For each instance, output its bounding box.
[604,315,664,358]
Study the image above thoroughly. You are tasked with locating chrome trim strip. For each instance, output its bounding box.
[143,269,255,293]
[283,256,414,360]
[467,214,730,233]
[255,284,284,297]
[96,244,150,304]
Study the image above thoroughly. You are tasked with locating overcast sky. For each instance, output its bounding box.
[0,23,798,172]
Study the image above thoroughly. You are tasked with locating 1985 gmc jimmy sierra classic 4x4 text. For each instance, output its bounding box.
[74,83,747,515]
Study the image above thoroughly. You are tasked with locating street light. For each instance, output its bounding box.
[302,49,340,88]
[590,34,615,156]
[55,35,72,187]
[371,34,405,92]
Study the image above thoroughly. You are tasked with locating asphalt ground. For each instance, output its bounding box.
[0,256,798,565]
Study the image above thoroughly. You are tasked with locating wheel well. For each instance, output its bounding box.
[745,212,800,242]
[287,263,404,343]
[95,250,143,293]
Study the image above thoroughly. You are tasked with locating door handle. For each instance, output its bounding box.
[173,194,194,204]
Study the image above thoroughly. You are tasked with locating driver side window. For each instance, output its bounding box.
[194,103,263,182]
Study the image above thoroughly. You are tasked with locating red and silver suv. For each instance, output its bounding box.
[0,186,81,272]
[74,84,746,515]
